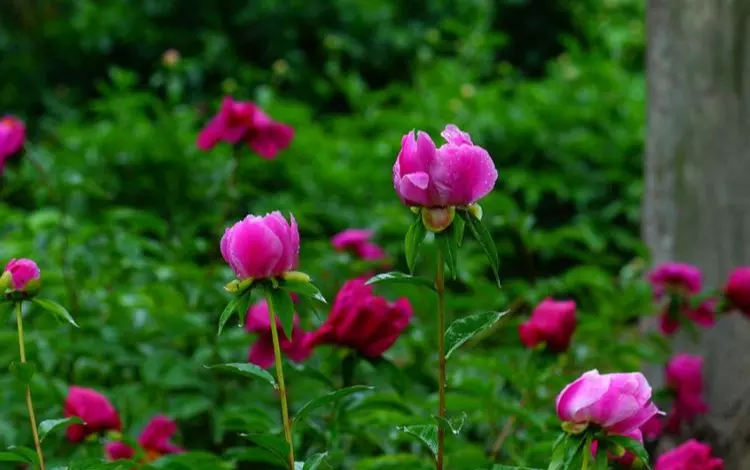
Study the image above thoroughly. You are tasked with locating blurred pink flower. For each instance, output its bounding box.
[518,298,576,352]
[307,279,412,358]
[197,96,294,159]
[3,258,40,291]
[245,299,313,368]
[664,354,708,433]
[0,116,25,173]
[648,262,702,300]
[106,415,183,462]
[65,386,121,442]
[220,212,299,280]
[556,370,660,435]
[392,124,497,207]
[654,439,723,470]
[331,229,386,261]
[640,413,663,441]
[658,300,716,336]
[724,266,750,315]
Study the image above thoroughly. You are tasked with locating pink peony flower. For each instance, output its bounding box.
[197,96,294,159]
[245,299,313,368]
[331,229,386,261]
[392,124,497,207]
[3,258,40,291]
[106,415,183,462]
[658,300,717,336]
[220,212,299,280]
[0,116,25,173]
[663,354,708,432]
[64,386,121,442]
[654,439,723,470]
[307,279,412,358]
[648,263,702,300]
[556,370,660,435]
[518,298,577,352]
[724,267,750,315]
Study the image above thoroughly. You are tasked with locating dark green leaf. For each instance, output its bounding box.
[436,232,458,280]
[460,210,501,286]
[303,453,329,470]
[404,216,427,274]
[266,287,295,340]
[282,279,327,304]
[204,363,277,389]
[31,298,79,327]
[434,412,467,435]
[294,385,374,424]
[10,361,36,385]
[218,295,242,335]
[605,435,651,469]
[397,424,437,457]
[236,290,254,329]
[39,417,82,442]
[364,272,436,292]
[0,452,32,463]
[452,214,466,247]
[493,466,545,470]
[5,446,38,466]
[444,311,508,358]
[547,434,568,470]
[594,442,609,470]
[241,433,290,466]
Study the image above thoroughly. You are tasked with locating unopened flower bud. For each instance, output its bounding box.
[282,271,311,283]
[421,207,455,233]
[561,421,588,435]
[467,203,483,220]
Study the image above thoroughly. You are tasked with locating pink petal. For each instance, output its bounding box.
[248,122,295,159]
[249,336,276,369]
[332,229,373,250]
[432,144,498,206]
[440,124,473,146]
[556,370,611,422]
[105,442,134,460]
[228,216,283,278]
[609,402,660,434]
[196,117,225,151]
[263,212,295,276]
[139,415,179,453]
[397,172,432,206]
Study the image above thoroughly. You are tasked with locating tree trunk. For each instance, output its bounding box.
[646,0,750,468]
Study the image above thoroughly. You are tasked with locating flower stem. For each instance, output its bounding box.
[267,303,295,470]
[436,250,446,470]
[15,302,45,470]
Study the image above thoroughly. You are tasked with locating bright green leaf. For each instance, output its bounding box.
[39,417,82,442]
[434,412,467,435]
[204,363,277,389]
[404,216,427,274]
[436,232,458,280]
[281,279,327,304]
[294,385,374,424]
[364,272,436,292]
[266,287,295,340]
[241,433,290,467]
[218,295,242,335]
[460,210,501,286]
[397,424,437,457]
[605,435,651,469]
[32,298,79,327]
[303,453,329,470]
[444,311,508,359]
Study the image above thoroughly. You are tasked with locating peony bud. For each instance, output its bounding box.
[724,266,750,315]
[3,258,40,293]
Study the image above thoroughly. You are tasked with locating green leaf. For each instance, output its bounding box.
[9,361,36,385]
[547,434,568,470]
[364,272,436,292]
[444,311,508,359]
[404,216,427,274]
[493,466,545,470]
[218,295,242,335]
[397,424,437,457]
[436,232,458,280]
[281,279,327,304]
[434,412,467,435]
[294,385,374,424]
[241,433,290,466]
[31,298,79,327]
[204,363,277,389]
[0,451,33,463]
[452,214,466,247]
[5,446,38,465]
[303,453,329,470]
[594,443,609,470]
[266,287,295,340]
[460,210,501,286]
[605,435,651,469]
[39,417,82,442]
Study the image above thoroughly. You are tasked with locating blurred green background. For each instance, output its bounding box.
[0,1,660,469]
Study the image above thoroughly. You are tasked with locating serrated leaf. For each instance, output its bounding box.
[434,412,467,435]
[241,433,290,466]
[436,232,458,280]
[303,453,328,470]
[444,311,508,358]
[397,424,437,457]
[31,298,79,327]
[294,386,374,424]
[218,295,242,335]
[9,361,36,385]
[39,417,82,442]
[364,272,436,292]
[404,216,427,274]
[204,363,277,388]
[282,280,327,304]
[460,210,501,286]
[266,288,295,340]
[605,435,651,469]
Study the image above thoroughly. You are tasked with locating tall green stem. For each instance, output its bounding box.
[436,251,446,470]
[15,302,45,470]
[267,303,295,470]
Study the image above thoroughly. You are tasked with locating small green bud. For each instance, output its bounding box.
[467,203,483,221]
[410,206,420,214]
[0,271,10,291]
[561,421,588,435]
[421,207,455,233]
[224,278,254,293]
[282,271,311,283]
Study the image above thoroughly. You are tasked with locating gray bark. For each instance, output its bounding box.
[646,0,750,468]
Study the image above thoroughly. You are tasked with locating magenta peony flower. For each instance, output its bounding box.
[648,262,702,300]
[307,279,412,358]
[331,229,386,261]
[392,124,497,207]
[65,386,121,442]
[0,116,25,173]
[245,299,313,368]
[556,370,660,435]
[106,415,183,462]
[197,96,294,159]
[663,354,708,433]
[3,258,40,292]
[724,266,750,315]
[518,298,577,352]
[220,212,299,280]
[654,439,723,470]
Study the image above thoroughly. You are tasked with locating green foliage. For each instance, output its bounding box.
[0,0,654,469]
